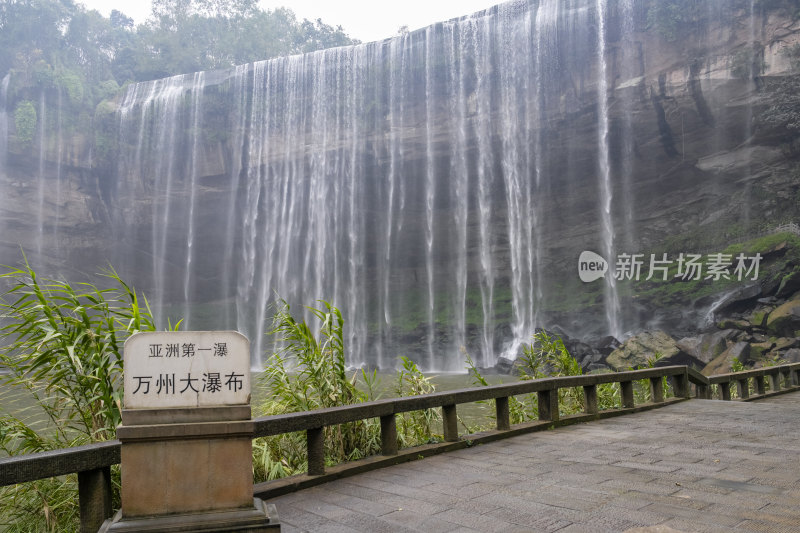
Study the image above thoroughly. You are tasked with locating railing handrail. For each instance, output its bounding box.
[705,363,800,384]
[2,362,798,489]
[252,365,688,437]
[0,439,120,486]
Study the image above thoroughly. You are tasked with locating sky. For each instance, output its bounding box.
[76,0,503,43]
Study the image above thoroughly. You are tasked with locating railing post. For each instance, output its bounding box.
[442,404,459,442]
[380,415,398,456]
[695,383,710,399]
[673,372,689,399]
[537,388,559,421]
[583,385,598,415]
[780,369,792,388]
[719,381,731,401]
[307,427,325,476]
[755,375,766,396]
[620,381,634,408]
[78,466,112,533]
[769,372,781,392]
[736,378,750,400]
[495,397,511,431]
[650,377,664,403]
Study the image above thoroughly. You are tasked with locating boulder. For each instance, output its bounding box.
[494,356,515,375]
[765,294,800,337]
[702,341,751,376]
[563,339,593,360]
[606,331,679,371]
[750,341,775,359]
[676,337,701,357]
[749,306,773,328]
[714,284,762,315]
[653,351,706,370]
[694,330,737,364]
[781,348,800,363]
[760,240,790,260]
[717,318,751,332]
[775,270,800,298]
[772,337,800,352]
[579,350,606,369]
[591,335,622,356]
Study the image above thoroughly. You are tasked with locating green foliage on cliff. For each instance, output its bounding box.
[12,100,36,145]
[634,232,800,309]
[761,43,800,140]
[0,0,358,166]
[731,44,766,80]
[645,0,800,42]
[646,0,705,42]
[56,69,84,106]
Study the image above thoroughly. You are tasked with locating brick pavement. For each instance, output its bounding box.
[266,393,800,532]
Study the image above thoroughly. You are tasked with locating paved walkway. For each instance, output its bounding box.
[266,393,800,532]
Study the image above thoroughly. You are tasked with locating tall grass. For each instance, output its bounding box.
[0,261,158,531]
[253,300,381,480]
[468,331,621,422]
[253,300,442,482]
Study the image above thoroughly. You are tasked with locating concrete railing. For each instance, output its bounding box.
[773,222,800,236]
[2,362,799,532]
[688,363,800,401]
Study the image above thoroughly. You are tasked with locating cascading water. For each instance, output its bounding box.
[182,72,206,328]
[0,74,7,270]
[0,74,8,176]
[617,0,637,252]
[595,0,622,339]
[36,91,46,259]
[111,0,640,370]
[53,90,63,259]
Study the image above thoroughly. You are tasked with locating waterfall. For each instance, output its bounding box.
[424,26,437,369]
[53,90,63,260]
[473,15,496,368]
[36,91,46,259]
[618,0,637,252]
[0,74,8,175]
[110,0,659,370]
[182,72,205,328]
[116,74,204,328]
[595,0,621,339]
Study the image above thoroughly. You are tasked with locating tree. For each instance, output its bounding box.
[110,9,134,29]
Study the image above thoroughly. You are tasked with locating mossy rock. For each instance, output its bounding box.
[702,342,751,376]
[696,330,736,364]
[606,331,679,371]
[749,307,772,328]
[749,341,774,359]
[773,337,800,352]
[776,270,800,298]
[717,319,751,331]
[766,294,800,337]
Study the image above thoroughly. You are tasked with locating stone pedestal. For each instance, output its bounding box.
[99,406,279,532]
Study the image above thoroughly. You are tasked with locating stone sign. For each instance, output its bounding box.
[123,331,250,409]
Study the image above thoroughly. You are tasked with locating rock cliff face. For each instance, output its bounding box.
[1,0,799,370]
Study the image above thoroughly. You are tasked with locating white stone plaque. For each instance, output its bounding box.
[123,331,250,409]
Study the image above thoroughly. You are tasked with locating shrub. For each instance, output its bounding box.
[13,100,37,146]
[254,300,381,481]
[0,260,157,531]
[468,331,620,421]
[253,300,441,482]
